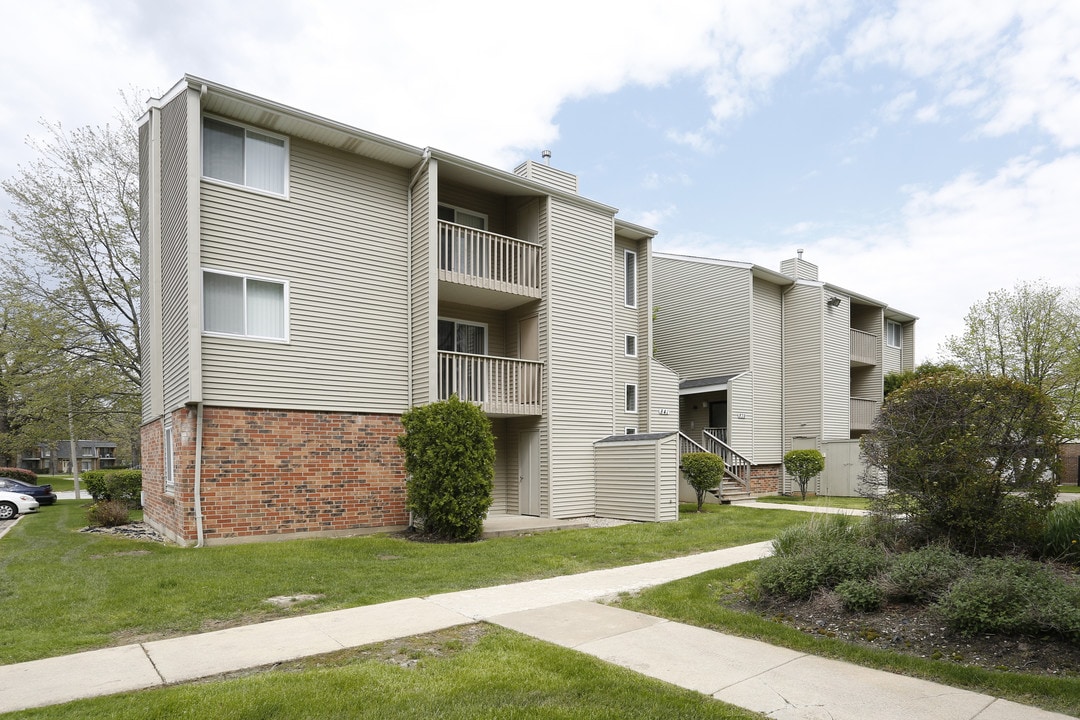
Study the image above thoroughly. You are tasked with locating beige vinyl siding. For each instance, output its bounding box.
[200,136,411,413]
[490,419,511,512]
[139,117,158,424]
[653,256,752,380]
[751,278,783,462]
[823,294,850,440]
[783,283,823,451]
[411,160,433,404]
[159,91,196,414]
[728,372,755,458]
[546,198,614,518]
[614,237,642,431]
[594,435,679,522]
[882,341,902,374]
[536,198,552,517]
[649,359,679,433]
[850,305,884,402]
[902,323,915,372]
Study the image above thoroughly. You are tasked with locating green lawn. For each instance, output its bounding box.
[6,627,764,720]
[1058,485,1080,494]
[31,475,76,492]
[753,494,870,509]
[616,561,1080,717]
[1,500,807,665]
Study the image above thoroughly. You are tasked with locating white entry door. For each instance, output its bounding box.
[518,429,540,516]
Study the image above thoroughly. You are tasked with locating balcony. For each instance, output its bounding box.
[850,328,878,367]
[438,221,542,309]
[850,397,880,432]
[438,351,543,416]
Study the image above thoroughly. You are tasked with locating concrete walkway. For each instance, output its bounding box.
[0,539,1070,719]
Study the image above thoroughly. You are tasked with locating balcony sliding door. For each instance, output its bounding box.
[438,319,486,402]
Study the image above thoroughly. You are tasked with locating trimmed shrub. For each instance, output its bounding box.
[681,452,725,511]
[83,470,142,508]
[783,449,825,500]
[835,578,884,612]
[934,557,1080,640]
[881,543,968,603]
[1042,501,1080,563]
[0,467,38,484]
[87,500,132,528]
[398,395,495,541]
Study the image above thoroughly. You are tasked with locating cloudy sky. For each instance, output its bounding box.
[2,0,1078,360]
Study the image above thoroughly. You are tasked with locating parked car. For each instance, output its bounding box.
[0,491,39,520]
[0,477,57,506]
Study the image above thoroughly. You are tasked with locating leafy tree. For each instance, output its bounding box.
[681,452,725,511]
[943,281,1080,434]
[783,449,825,500]
[884,361,962,396]
[1,97,141,389]
[862,371,1062,555]
[397,396,495,541]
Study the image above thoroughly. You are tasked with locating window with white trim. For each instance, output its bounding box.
[625,427,637,435]
[624,250,637,307]
[163,423,175,494]
[624,334,637,357]
[625,384,638,413]
[202,116,287,195]
[886,320,902,348]
[203,270,288,341]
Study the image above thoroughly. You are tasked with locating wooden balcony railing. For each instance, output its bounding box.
[437,351,543,416]
[438,221,542,297]
[850,396,879,431]
[850,328,878,366]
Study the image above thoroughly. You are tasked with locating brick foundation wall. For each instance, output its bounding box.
[1062,443,1080,485]
[749,463,781,495]
[143,407,407,545]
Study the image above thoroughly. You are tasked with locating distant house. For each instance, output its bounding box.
[654,251,916,498]
[139,76,680,546]
[19,441,119,474]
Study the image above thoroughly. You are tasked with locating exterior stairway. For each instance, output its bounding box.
[678,431,753,502]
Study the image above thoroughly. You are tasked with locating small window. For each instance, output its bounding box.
[624,250,637,307]
[163,424,175,494]
[203,116,287,195]
[203,269,288,341]
[624,334,637,357]
[438,204,487,230]
[887,320,902,348]
[625,427,637,435]
[625,384,638,413]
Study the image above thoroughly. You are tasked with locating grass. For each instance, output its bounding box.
[3,627,764,720]
[754,494,869,509]
[31,475,76,492]
[0,500,807,665]
[1058,485,1080,494]
[616,560,1080,717]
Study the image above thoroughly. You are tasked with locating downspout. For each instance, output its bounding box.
[405,149,431,531]
[194,403,206,548]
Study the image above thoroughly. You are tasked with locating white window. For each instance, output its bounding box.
[624,334,637,357]
[163,423,175,494]
[625,384,638,413]
[438,204,487,229]
[203,116,287,195]
[437,318,488,402]
[625,427,637,435]
[887,320,903,348]
[203,269,288,341]
[624,250,637,307]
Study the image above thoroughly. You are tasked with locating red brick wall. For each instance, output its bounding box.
[749,463,781,494]
[143,407,407,545]
[1062,443,1080,486]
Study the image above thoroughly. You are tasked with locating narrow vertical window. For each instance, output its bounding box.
[625,384,638,413]
[624,250,637,307]
[887,320,902,348]
[163,424,175,494]
[624,334,637,357]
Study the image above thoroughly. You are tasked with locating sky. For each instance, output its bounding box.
[2,0,1079,361]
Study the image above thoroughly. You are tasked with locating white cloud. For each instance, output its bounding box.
[845,0,1080,148]
[630,204,678,229]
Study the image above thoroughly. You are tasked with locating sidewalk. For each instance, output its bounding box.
[0,538,1069,719]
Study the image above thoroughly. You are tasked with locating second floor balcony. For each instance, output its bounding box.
[850,328,879,367]
[438,221,542,306]
[851,396,880,432]
[438,351,543,417]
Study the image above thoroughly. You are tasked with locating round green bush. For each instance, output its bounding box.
[882,543,967,603]
[681,452,725,511]
[835,578,883,612]
[757,517,886,600]
[0,467,39,484]
[398,396,495,541]
[82,470,143,508]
